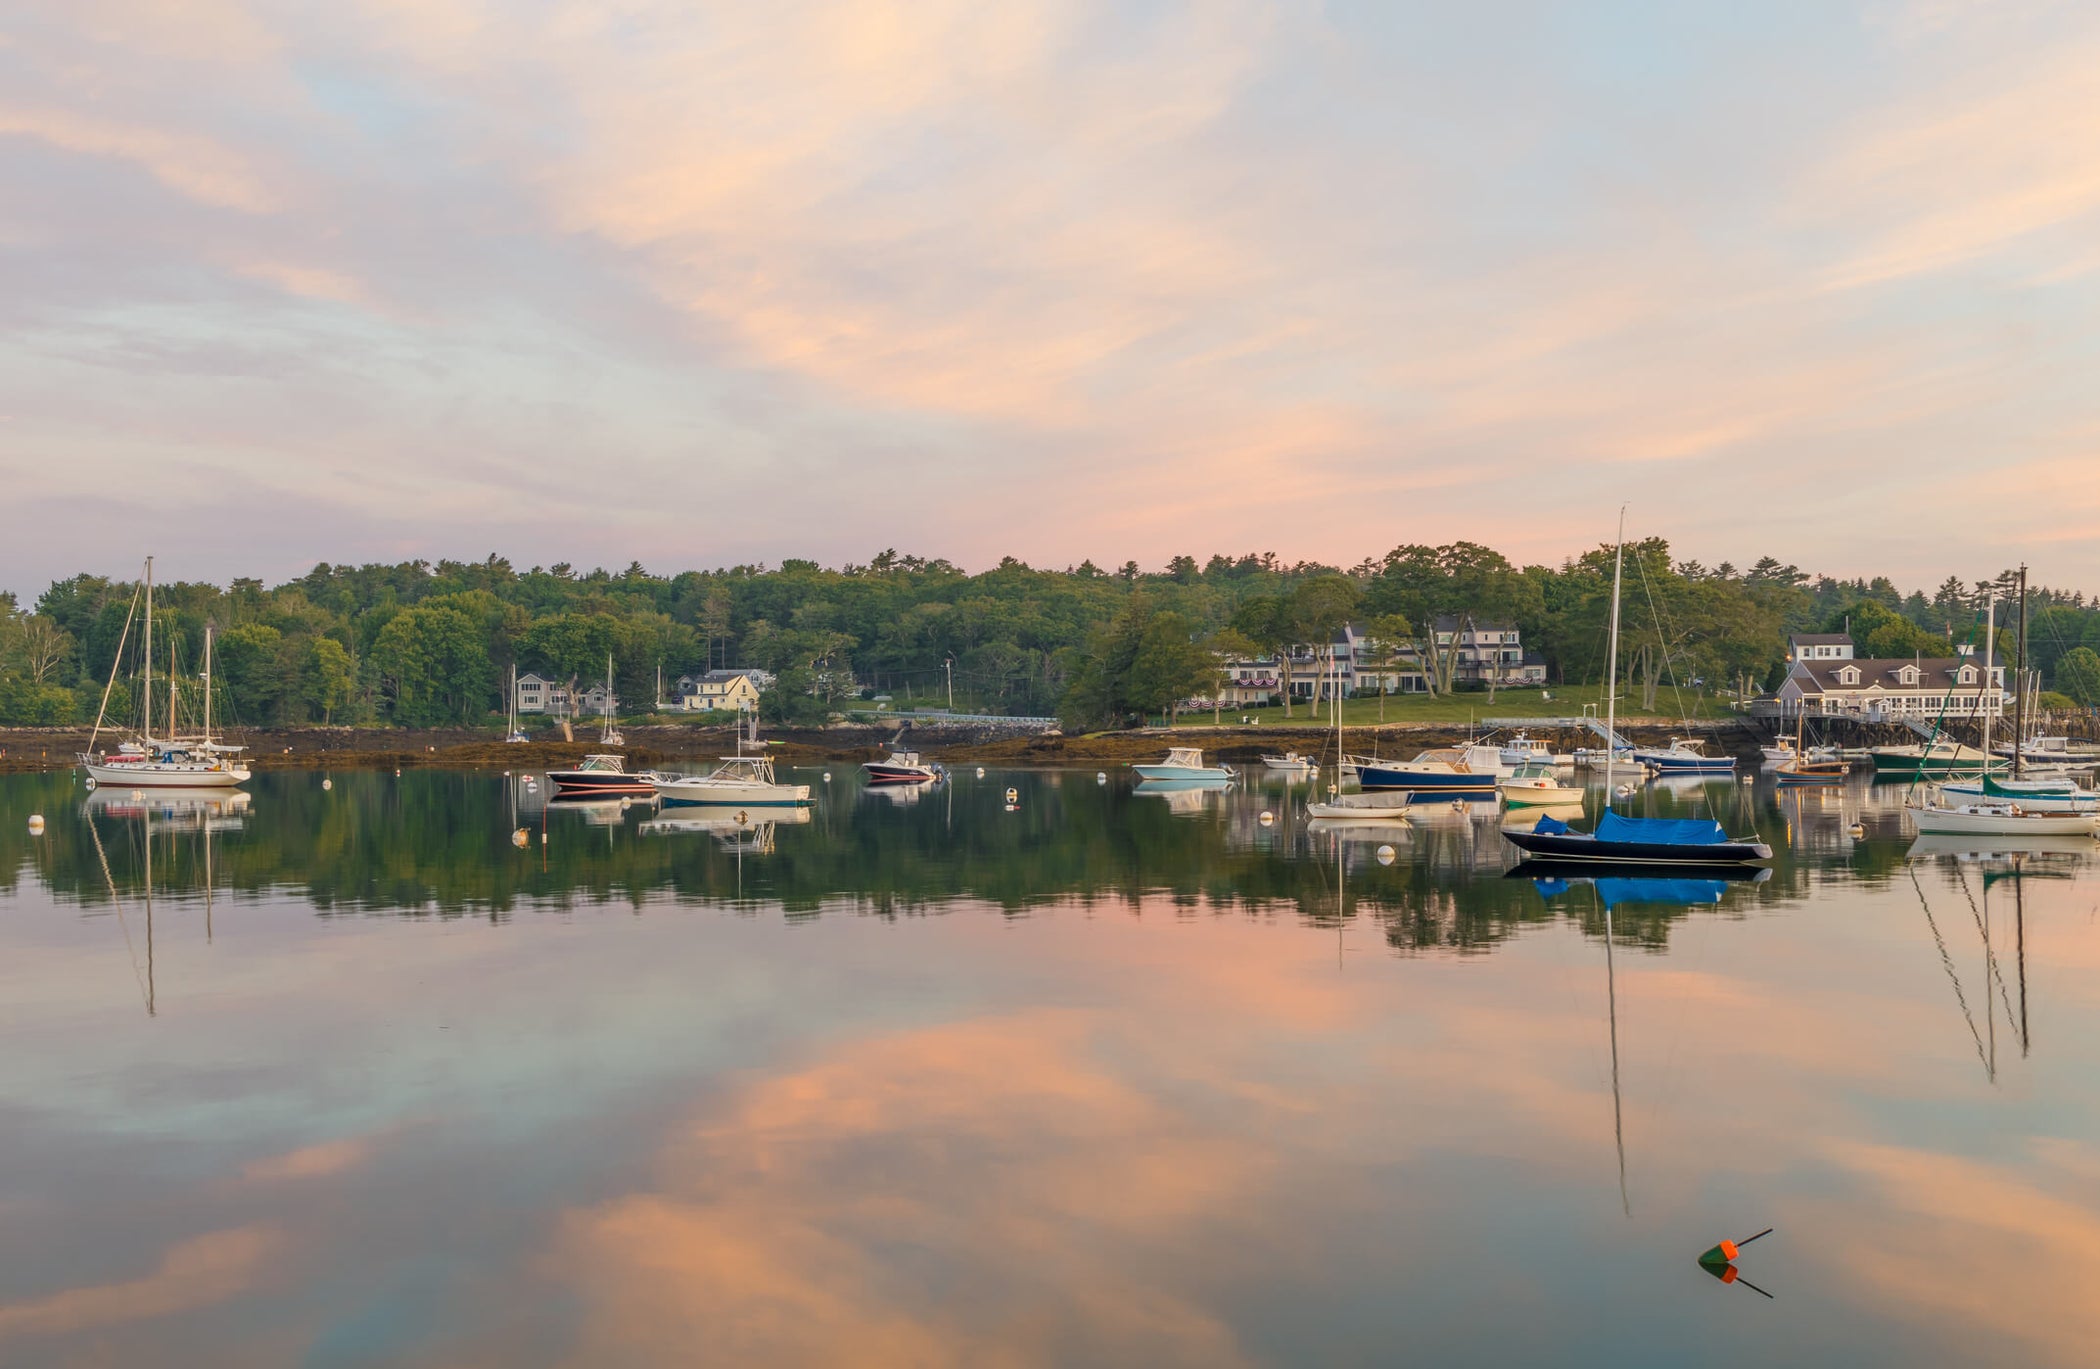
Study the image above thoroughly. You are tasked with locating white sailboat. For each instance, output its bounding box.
[1307,670,1409,820]
[505,662,529,743]
[599,652,624,747]
[653,711,812,807]
[79,558,250,789]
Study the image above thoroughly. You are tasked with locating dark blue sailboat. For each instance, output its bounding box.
[1501,511,1770,869]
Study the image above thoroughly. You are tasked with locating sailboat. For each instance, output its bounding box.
[1308,663,1410,820]
[1774,703,1848,784]
[505,662,529,743]
[1504,515,1771,867]
[1909,576,2097,839]
[79,558,251,789]
[598,653,625,747]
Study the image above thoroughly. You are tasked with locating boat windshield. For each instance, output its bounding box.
[705,757,776,781]
[1162,748,1207,768]
[579,755,626,772]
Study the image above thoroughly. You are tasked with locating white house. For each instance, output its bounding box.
[514,672,571,716]
[576,682,619,717]
[1775,635,2005,721]
[1430,618,1548,688]
[676,669,766,713]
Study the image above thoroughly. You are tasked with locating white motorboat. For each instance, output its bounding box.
[654,754,812,807]
[1906,799,2097,837]
[547,753,660,796]
[1498,762,1587,807]
[863,750,946,783]
[1499,731,1574,768]
[1261,751,1319,774]
[79,560,250,789]
[1133,747,1234,782]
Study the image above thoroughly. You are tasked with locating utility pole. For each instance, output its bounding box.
[945,656,955,712]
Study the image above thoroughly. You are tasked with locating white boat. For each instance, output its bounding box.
[1133,747,1234,782]
[1499,732,1574,768]
[79,560,250,789]
[504,662,529,743]
[547,753,659,795]
[654,754,812,807]
[1499,762,1587,807]
[1261,751,1318,774]
[1906,799,2096,837]
[863,750,946,783]
[1306,793,1412,820]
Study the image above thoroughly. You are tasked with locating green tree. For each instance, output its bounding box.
[1202,627,1260,725]
[1125,613,1210,726]
[1361,613,1413,721]
[214,623,287,722]
[300,638,357,723]
[372,605,495,725]
[2055,647,2100,707]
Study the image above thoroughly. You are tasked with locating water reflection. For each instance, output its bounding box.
[3,771,2100,1364]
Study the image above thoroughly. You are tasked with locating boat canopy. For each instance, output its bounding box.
[1163,747,1207,768]
[1594,810,1728,846]
[579,754,626,771]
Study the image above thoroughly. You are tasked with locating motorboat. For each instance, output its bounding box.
[547,753,659,796]
[1133,747,1234,782]
[1498,762,1587,806]
[1355,748,1498,798]
[1261,751,1319,774]
[1631,737,1736,775]
[1905,799,2097,838]
[1133,778,1229,813]
[1499,732,1574,768]
[862,750,946,784]
[654,753,812,806]
[1869,740,2001,777]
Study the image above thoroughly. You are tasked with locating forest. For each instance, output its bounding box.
[3,543,2098,731]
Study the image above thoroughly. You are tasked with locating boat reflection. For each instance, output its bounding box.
[83,786,252,828]
[641,806,810,853]
[1133,778,1231,815]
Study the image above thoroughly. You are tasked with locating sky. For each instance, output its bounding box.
[3,0,2098,600]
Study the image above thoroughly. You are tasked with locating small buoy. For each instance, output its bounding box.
[322,778,333,791]
[512,828,529,848]
[1698,1228,1773,1269]
[1848,822,1865,839]
[1259,810,1274,825]
[131,789,144,800]
[976,767,986,778]
[502,770,510,778]
[1004,802,1018,812]
[735,811,748,825]
[1614,784,1633,798]
[1005,787,1018,802]
[1376,844,1396,865]
[619,796,632,808]
[823,772,832,781]
[1451,799,1465,813]
[427,745,435,752]
[394,768,402,777]
[27,814,44,834]
[1096,772,1107,784]
[539,831,548,844]
[1740,775,1754,785]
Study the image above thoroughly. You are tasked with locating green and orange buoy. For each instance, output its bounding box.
[1697,1227,1772,1268]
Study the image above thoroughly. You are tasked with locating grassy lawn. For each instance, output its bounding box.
[1165,683,1739,729]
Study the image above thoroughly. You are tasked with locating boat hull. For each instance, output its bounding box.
[1356,765,1495,795]
[863,764,942,783]
[1633,752,1737,774]
[1906,806,2096,837]
[1499,784,1587,806]
[1502,829,1772,865]
[654,780,812,806]
[1132,764,1233,782]
[81,758,248,787]
[1938,780,2098,814]
[547,771,657,795]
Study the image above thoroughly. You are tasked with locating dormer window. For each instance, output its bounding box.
[1836,666,1860,685]
[1957,666,1976,684]
[1897,666,1920,685]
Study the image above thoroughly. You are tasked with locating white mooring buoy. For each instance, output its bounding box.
[27,814,44,835]
[1259,811,1274,825]
[1376,844,1396,865]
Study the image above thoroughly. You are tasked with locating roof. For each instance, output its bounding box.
[1788,633,1854,646]
[1432,616,1519,633]
[1788,658,1995,692]
[517,672,553,685]
[701,668,764,682]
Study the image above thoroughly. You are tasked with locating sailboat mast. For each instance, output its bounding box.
[1603,510,1625,806]
[2014,565,2027,779]
[142,556,154,742]
[1980,599,1996,767]
[168,637,178,741]
[203,623,213,743]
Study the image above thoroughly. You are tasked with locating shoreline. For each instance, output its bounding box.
[0,717,1769,774]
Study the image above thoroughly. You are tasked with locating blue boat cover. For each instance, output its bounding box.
[1591,877,1729,908]
[1531,813,1572,835]
[1594,810,1728,846]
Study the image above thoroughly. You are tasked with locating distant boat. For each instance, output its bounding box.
[1937,774,2098,815]
[1631,737,1735,775]
[863,750,946,784]
[1775,756,1849,784]
[1261,751,1318,773]
[1499,731,1574,768]
[547,753,658,796]
[1870,740,2001,777]
[1306,792,1412,820]
[598,652,624,747]
[79,558,250,790]
[1906,799,2095,837]
[1355,749,1498,798]
[1133,747,1233,782]
[505,662,529,743]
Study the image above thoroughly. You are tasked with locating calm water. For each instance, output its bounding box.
[1,765,2096,1366]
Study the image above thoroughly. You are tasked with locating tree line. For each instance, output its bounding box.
[3,544,2097,730]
